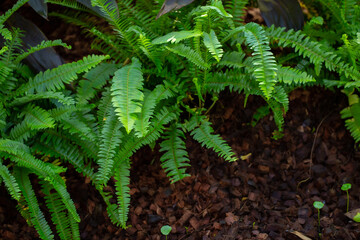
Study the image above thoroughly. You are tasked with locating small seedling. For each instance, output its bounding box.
[341,183,352,212]
[313,201,324,237]
[354,212,360,222]
[161,225,172,240]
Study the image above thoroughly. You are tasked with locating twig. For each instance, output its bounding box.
[297,112,332,190]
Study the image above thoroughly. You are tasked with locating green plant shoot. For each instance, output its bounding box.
[161,225,172,240]
[341,183,352,212]
[313,201,324,236]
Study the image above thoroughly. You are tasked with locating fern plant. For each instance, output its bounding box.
[267,0,360,144]
[0,1,108,239]
[38,0,322,230]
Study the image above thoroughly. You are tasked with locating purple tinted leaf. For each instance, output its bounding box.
[28,0,48,19]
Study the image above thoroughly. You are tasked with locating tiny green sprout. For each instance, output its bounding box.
[161,225,172,240]
[353,212,360,223]
[341,183,352,212]
[313,201,324,236]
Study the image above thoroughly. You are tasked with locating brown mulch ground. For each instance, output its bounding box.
[1,2,360,240]
[1,88,360,240]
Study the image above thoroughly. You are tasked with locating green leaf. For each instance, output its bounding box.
[0,162,21,200]
[313,201,324,209]
[166,44,210,70]
[152,31,202,45]
[203,30,223,62]
[354,212,360,222]
[111,57,144,133]
[161,225,172,235]
[341,183,352,191]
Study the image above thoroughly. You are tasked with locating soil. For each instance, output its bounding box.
[1,2,360,240]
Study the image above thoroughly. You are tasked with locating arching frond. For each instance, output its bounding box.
[242,23,277,98]
[13,167,54,240]
[77,62,117,104]
[166,44,211,69]
[187,116,237,162]
[160,124,190,183]
[96,110,123,185]
[152,31,202,45]
[114,158,131,229]
[41,181,80,240]
[15,40,71,63]
[111,57,144,133]
[203,30,223,62]
[0,162,21,200]
[17,55,109,94]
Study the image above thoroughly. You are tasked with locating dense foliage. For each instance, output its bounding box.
[0,0,359,239]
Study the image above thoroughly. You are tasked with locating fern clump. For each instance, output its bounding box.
[0,1,107,239]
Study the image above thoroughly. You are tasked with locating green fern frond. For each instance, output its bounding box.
[136,32,163,71]
[218,51,246,69]
[15,40,71,63]
[17,55,109,94]
[60,115,97,141]
[0,162,21,200]
[160,124,190,183]
[204,69,261,95]
[152,31,202,45]
[271,86,289,113]
[0,25,12,41]
[0,139,63,178]
[98,188,122,226]
[97,88,113,124]
[113,107,177,171]
[0,0,29,24]
[46,0,90,12]
[242,23,277,98]
[341,90,360,143]
[187,116,237,162]
[277,66,316,85]
[34,134,95,180]
[223,0,248,27]
[114,159,131,229]
[166,44,211,70]
[21,104,55,130]
[10,92,75,107]
[266,26,360,81]
[134,84,174,137]
[9,121,33,142]
[13,167,54,240]
[111,57,144,133]
[96,110,123,185]
[203,30,223,62]
[77,62,117,104]
[91,0,137,52]
[49,106,79,121]
[41,181,79,240]
[267,98,285,133]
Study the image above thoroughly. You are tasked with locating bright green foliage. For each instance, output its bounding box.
[161,225,172,236]
[187,116,237,162]
[242,23,277,98]
[0,162,21,200]
[111,57,144,133]
[5,0,359,235]
[203,30,224,62]
[14,168,54,240]
[341,183,352,191]
[313,201,324,209]
[160,124,191,183]
[96,110,123,185]
[114,159,131,229]
[354,212,360,222]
